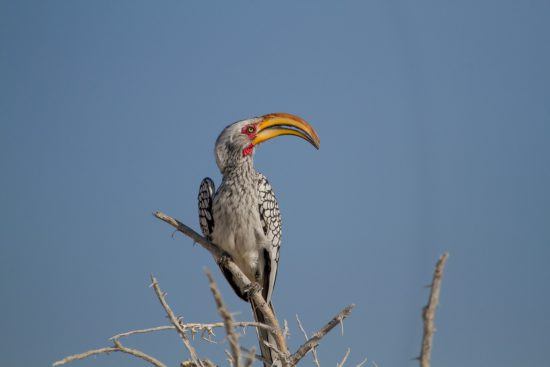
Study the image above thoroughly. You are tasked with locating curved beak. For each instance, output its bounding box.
[252,113,320,149]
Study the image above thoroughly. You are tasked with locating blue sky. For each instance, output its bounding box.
[1,1,549,366]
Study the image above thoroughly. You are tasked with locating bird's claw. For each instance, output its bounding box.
[217,252,233,266]
[243,282,262,300]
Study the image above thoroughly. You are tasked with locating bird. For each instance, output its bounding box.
[197,113,320,366]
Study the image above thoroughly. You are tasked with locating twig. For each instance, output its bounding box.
[110,325,175,340]
[419,252,449,367]
[289,304,355,366]
[110,321,275,341]
[225,350,235,367]
[154,211,288,358]
[356,357,368,367]
[206,269,241,367]
[240,346,268,364]
[53,340,166,367]
[283,319,290,339]
[154,211,221,258]
[151,275,203,367]
[243,347,256,367]
[337,348,351,367]
[181,360,217,367]
[296,315,321,367]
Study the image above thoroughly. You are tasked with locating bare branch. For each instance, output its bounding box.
[110,321,275,341]
[337,348,351,367]
[240,346,268,364]
[289,304,355,366]
[110,325,175,340]
[154,211,288,357]
[53,347,118,367]
[181,360,218,367]
[243,347,256,367]
[56,212,360,367]
[419,252,449,367]
[150,275,203,367]
[283,319,290,339]
[356,357,368,367]
[206,269,241,367]
[296,315,320,367]
[53,340,166,367]
[154,211,222,257]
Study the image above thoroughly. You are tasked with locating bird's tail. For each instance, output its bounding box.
[251,300,278,367]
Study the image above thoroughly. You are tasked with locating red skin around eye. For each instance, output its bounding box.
[241,124,257,156]
[241,124,257,138]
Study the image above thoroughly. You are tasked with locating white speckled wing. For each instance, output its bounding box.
[257,173,282,303]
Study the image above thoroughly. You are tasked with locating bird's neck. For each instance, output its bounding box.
[222,157,257,183]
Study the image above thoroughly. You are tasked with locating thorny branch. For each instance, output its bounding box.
[336,348,351,367]
[110,321,276,342]
[151,275,203,367]
[289,304,355,366]
[419,252,449,367]
[58,211,455,367]
[53,274,260,367]
[296,315,320,367]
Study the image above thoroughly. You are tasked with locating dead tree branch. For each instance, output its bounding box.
[151,275,203,367]
[55,212,359,367]
[154,211,288,357]
[206,269,241,367]
[289,304,355,366]
[336,348,351,367]
[243,347,256,367]
[110,326,175,340]
[110,321,275,341]
[53,340,166,367]
[296,315,320,367]
[181,359,218,367]
[419,252,449,367]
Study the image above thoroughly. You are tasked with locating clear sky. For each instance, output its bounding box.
[1,1,549,366]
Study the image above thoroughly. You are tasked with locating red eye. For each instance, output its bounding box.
[247,126,255,134]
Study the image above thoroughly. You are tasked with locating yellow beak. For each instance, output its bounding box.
[252,113,320,149]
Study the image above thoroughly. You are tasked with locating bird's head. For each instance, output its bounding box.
[214,113,320,173]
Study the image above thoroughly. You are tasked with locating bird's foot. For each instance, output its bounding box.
[243,282,262,301]
[217,252,233,266]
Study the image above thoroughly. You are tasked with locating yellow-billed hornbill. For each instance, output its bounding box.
[198,113,320,366]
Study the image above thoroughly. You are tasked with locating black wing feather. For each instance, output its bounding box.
[198,177,215,241]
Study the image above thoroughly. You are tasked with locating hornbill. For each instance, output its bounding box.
[197,113,320,366]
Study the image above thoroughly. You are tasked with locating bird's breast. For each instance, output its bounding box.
[211,183,266,279]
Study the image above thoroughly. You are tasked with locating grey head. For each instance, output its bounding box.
[214,117,261,173]
[214,113,321,174]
